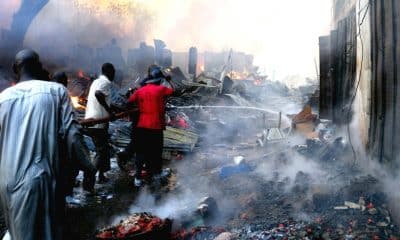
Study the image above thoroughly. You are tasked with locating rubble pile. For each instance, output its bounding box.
[171,226,225,240]
[3,63,399,240]
[66,73,400,240]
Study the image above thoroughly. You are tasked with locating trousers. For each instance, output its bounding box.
[134,128,163,179]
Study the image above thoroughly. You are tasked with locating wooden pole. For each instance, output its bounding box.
[79,109,138,127]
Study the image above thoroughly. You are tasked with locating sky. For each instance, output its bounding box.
[0,0,332,83]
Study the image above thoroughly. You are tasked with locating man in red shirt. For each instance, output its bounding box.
[128,66,174,187]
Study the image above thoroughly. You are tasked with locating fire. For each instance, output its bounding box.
[254,79,262,86]
[70,96,86,111]
[200,65,205,72]
[72,0,134,16]
[77,70,91,81]
[229,70,249,80]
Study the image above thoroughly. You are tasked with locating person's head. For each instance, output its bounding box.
[52,71,68,87]
[145,65,165,85]
[13,49,43,81]
[147,64,159,77]
[101,63,115,81]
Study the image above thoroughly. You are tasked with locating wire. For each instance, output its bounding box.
[346,0,370,167]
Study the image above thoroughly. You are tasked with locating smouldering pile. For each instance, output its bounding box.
[96,212,171,239]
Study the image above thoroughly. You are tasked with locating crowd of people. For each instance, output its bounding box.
[0,49,174,240]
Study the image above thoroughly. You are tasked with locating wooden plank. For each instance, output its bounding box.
[382,0,395,163]
[375,0,386,162]
[319,36,332,119]
[333,19,347,124]
[330,30,339,123]
[392,0,400,166]
[368,0,379,154]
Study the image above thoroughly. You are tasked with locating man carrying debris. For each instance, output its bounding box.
[85,63,116,183]
[116,64,158,170]
[0,49,87,239]
[128,65,174,187]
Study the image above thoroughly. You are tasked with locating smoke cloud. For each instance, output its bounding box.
[1,0,331,84]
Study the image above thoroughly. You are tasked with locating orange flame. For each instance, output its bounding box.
[77,70,91,81]
[70,96,86,111]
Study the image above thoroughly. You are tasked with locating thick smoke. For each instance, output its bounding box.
[1,0,331,83]
[23,1,153,63]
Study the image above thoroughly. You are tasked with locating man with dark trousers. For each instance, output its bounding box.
[128,65,174,187]
[85,63,116,183]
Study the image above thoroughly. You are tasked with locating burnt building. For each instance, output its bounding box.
[319,0,400,166]
[204,51,254,74]
[154,39,172,68]
[96,39,126,71]
[72,44,95,72]
[172,52,188,74]
[189,47,198,78]
[127,42,155,78]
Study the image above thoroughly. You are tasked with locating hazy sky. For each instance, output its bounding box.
[0,0,332,82]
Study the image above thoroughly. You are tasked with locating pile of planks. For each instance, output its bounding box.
[110,122,198,152]
[163,126,198,152]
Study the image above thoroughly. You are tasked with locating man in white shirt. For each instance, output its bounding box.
[85,63,116,183]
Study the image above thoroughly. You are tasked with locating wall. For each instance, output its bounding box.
[321,0,400,166]
[354,0,372,148]
[319,2,358,125]
[368,0,400,167]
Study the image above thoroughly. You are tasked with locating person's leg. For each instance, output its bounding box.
[134,153,144,187]
[134,154,144,177]
[117,125,136,171]
[95,127,111,183]
[146,130,163,190]
[151,130,164,177]
[133,128,146,186]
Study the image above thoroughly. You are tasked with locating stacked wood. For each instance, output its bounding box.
[110,123,198,152]
[163,126,198,152]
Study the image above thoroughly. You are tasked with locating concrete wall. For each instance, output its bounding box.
[354,0,372,147]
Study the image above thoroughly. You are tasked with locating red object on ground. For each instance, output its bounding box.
[128,84,173,130]
[170,117,189,129]
[367,202,374,209]
[240,212,249,220]
[175,154,183,161]
[171,227,225,240]
[141,170,148,178]
[96,213,169,239]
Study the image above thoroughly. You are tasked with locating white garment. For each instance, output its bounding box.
[85,75,112,128]
[2,231,11,240]
[0,80,77,240]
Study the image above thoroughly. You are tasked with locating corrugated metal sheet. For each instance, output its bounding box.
[369,0,400,164]
[322,0,400,165]
[319,36,332,119]
[319,8,357,124]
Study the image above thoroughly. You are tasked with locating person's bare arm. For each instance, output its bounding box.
[95,90,115,118]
